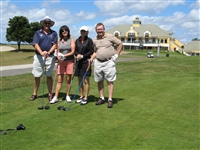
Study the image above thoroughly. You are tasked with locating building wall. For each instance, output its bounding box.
[110,17,184,51]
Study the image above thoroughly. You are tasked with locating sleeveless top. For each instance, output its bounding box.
[59,38,74,61]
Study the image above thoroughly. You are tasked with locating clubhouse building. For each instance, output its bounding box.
[106,17,200,56]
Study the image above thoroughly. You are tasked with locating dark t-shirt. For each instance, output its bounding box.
[33,29,58,55]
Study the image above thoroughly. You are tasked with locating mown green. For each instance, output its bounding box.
[0,50,199,149]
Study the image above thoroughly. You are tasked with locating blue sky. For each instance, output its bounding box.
[0,0,199,44]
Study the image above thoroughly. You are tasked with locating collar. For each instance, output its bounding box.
[40,29,53,34]
[96,33,107,39]
[79,35,88,41]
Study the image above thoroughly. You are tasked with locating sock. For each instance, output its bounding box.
[108,99,112,101]
[101,97,105,100]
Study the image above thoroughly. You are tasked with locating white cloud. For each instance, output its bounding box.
[181,22,198,29]
[27,8,47,22]
[75,11,96,20]
[187,9,200,21]
[103,15,136,28]
[189,0,200,9]
[0,0,198,44]
[94,0,185,16]
[42,0,60,7]
[94,0,125,16]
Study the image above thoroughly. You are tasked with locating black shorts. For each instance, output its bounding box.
[74,62,91,77]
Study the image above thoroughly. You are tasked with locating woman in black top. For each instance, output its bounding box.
[74,26,94,105]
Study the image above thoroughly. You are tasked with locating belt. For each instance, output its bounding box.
[96,58,111,62]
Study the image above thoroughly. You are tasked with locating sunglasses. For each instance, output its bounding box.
[44,22,51,25]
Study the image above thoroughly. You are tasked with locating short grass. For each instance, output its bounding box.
[0,44,35,66]
[0,50,199,149]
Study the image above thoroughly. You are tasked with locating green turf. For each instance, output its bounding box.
[0,51,199,149]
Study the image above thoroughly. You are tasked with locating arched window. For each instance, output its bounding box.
[114,31,120,37]
[145,33,149,37]
[144,31,151,37]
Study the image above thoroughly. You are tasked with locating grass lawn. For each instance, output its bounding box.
[0,50,199,149]
[0,44,35,66]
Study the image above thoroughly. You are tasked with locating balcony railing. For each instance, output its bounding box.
[122,40,157,44]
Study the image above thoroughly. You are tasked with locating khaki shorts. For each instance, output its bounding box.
[32,54,56,77]
[94,59,116,82]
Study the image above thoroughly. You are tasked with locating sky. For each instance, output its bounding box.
[0,0,199,44]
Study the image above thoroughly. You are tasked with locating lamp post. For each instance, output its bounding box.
[157,40,160,57]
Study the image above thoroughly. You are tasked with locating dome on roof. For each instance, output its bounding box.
[133,17,141,26]
[134,17,140,22]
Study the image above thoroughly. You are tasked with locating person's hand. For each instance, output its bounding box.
[111,54,118,62]
[58,52,65,60]
[77,54,83,61]
[88,59,93,66]
[42,51,48,58]
[54,49,57,56]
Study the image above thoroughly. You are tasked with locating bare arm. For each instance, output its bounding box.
[116,42,123,56]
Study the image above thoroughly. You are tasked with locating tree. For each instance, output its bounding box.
[25,22,42,44]
[6,16,41,51]
[192,38,200,41]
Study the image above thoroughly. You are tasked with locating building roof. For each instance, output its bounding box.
[106,24,172,37]
[106,24,130,37]
[184,41,200,53]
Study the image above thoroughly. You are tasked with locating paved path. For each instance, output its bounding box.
[0,46,134,77]
[0,45,16,52]
[0,58,134,77]
[1,64,33,77]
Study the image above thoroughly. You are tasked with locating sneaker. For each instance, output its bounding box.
[29,95,37,101]
[76,97,83,103]
[80,100,88,105]
[108,100,113,108]
[95,98,105,105]
[66,96,71,102]
[50,96,58,104]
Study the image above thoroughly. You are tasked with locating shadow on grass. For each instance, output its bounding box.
[11,49,35,52]
[37,92,124,105]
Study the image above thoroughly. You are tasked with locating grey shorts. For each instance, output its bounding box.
[94,59,116,82]
[32,54,56,77]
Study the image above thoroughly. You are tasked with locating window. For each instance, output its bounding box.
[132,38,135,43]
[152,38,156,43]
[165,39,167,43]
[145,33,149,37]
[115,32,119,37]
[114,31,120,37]
[128,32,135,38]
[145,38,149,43]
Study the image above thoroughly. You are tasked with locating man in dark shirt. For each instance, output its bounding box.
[29,16,58,101]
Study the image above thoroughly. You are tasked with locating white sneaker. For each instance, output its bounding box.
[50,96,58,104]
[66,96,71,102]
[80,100,88,105]
[76,97,83,103]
